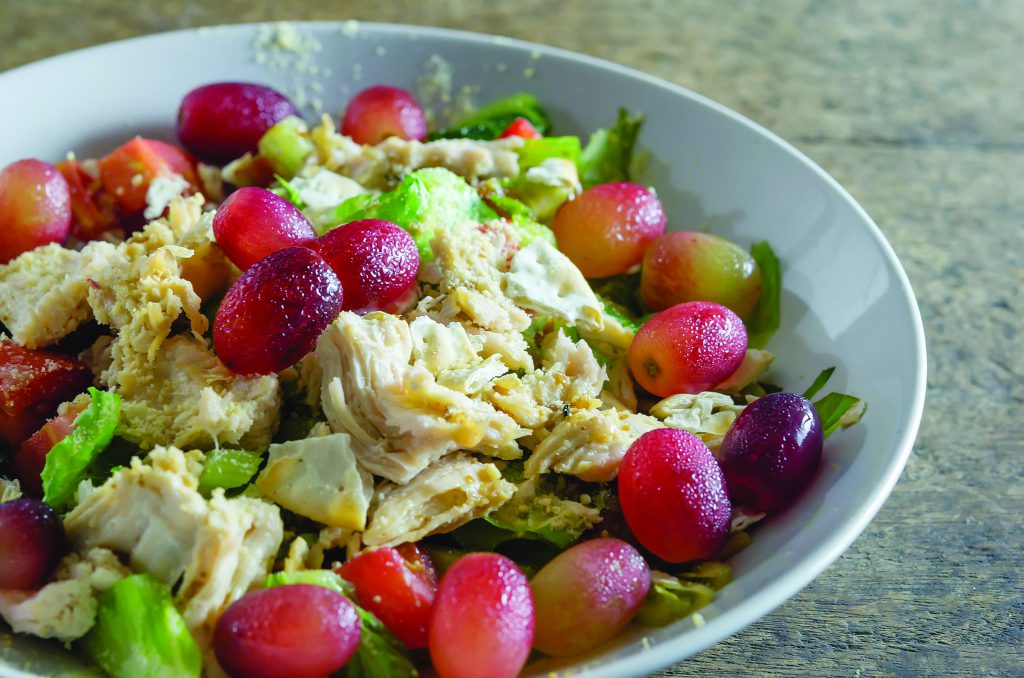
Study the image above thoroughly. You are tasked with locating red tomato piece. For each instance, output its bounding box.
[499,117,542,139]
[337,544,437,648]
[98,137,199,213]
[11,404,84,497]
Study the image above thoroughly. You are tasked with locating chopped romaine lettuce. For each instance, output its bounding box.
[745,241,781,348]
[814,392,866,437]
[258,116,313,179]
[591,272,644,318]
[510,215,557,247]
[81,574,201,678]
[636,571,715,628]
[802,366,836,400]
[272,174,306,209]
[332,168,497,259]
[198,449,263,497]
[41,388,121,510]
[578,108,644,187]
[677,561,732,590]
[263,570,417,678]
[598,294,644,333]
[429,92,550,140]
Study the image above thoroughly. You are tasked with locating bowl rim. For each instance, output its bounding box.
[0,20,927,678]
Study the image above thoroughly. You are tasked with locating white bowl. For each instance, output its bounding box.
[0,21,926,678]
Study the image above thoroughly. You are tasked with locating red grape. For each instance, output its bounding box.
[0,159,71,263]
[213,584,360,678]
[341,85,427,145]
[312,220,419,314]
[0,498,66,590]
[213,187,316,270]
[629,301,747,397]
[55,159,116,242]
[719,392,823,512]
[499,118,542,139]
[551,182,666,278]
[337,544,436,648]
[429,553,534,678]
[177,82,299,163]
[641,231,763,317]
[531,538,650,657]
[619,429,732,563]
[213,247,344,375]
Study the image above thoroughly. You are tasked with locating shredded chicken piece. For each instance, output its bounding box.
[363,453,516,547]
[0,240,119,348]
[525,407,664,482]
[650,391,747,454]
[316,313,526,484]
[102,335,280,450]
[64,447,283,644]
[0,548,130,642]
[1,478,22,503]
[309,114,522,189]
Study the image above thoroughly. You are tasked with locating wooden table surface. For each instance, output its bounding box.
[3,1,1022,676]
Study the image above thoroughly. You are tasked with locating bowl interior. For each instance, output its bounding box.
[0,22,925,678]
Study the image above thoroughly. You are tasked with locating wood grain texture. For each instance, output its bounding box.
[2,1,1021,675]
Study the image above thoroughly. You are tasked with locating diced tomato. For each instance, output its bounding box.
[11,404,84,497]
[0,341,92,449]
[55,159,116,241]
[98,137,199,213]
[337,544,437,648]
[499,117,542,140]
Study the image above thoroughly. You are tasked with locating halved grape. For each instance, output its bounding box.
[0,159,71,263]
[313,220,419,313]
[429,553,534,678]
[641,231,762,317]
[213,247,344,375]
[341,85,427,145]
[629,301,747,396]
[177,82,299,163]
[0,498,66,590]
[212,187,316,270]
[531,538,650,657]
[213,584,360,678]
[719,392,823,512]
[551,182,666,278]
[619,429,732,563]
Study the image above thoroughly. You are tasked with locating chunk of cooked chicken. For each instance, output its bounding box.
[256,432,374,530]
[409,315,485,373]
[415,223,530,335]
[0,548,130,642]
[316,312,526,483]
[650,391,747,454]
[525,407,664,482]
[506,239,634,352]
[64,447,283,644]
[483,329,606,439]
[102,335,280,450]
[309,114,522,189]
[362,453,516,547]
[0,240,119,348]
[1,477,22,503]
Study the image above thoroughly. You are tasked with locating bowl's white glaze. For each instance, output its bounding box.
[0,22,925,678]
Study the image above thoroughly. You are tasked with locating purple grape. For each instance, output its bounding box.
[0,498,66,590]
[177,82,299,163]
[718,392,823,513]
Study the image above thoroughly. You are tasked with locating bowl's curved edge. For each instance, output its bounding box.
[0,20,927,678]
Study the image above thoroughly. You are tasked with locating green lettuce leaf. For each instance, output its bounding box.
[42,388,121,510]
[802,366,835,400]
[814,392,865,437]
[745,241,781,348]
[333,168,497,259]
[429,92,550,140]
[271,174,306,209]
[516,136,581,171]
[598,294,645,334]
[635,571,715,628]
[263,570,417,678]
[591,272,644,318]
[81,574,201,678]
[578,108,644,187]
[198,449,263,497]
